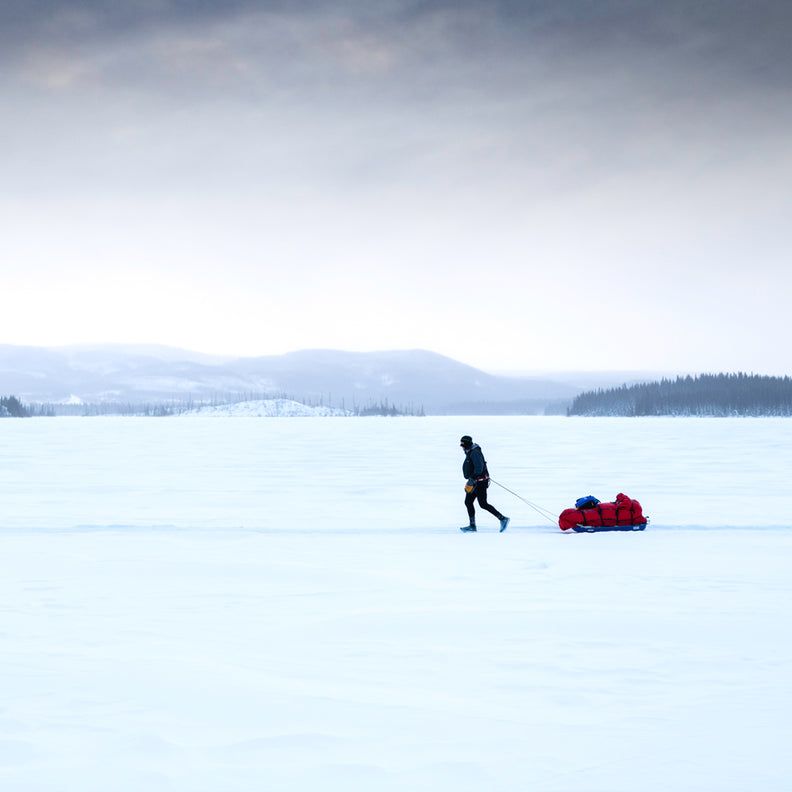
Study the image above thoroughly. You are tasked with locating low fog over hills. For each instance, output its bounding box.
[0,345,625,414]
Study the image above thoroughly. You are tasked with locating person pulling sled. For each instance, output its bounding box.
[459,435,509,532]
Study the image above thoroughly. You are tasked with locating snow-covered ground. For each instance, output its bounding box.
[179,398,350,418]
[1,416,790,791]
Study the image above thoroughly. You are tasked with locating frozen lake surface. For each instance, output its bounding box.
[1,416,790,790]
[4,415,792,531]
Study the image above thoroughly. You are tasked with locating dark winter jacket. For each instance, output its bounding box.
[462,444,489,482]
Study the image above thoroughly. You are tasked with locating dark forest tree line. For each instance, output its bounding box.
[568,373,792,416]
[1,396,30,417]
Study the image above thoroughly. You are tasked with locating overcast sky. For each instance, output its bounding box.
[2,0,791,373]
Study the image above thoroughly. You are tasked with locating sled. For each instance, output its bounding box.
[559,493,648,532]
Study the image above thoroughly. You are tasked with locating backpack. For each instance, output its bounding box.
[575,495,600,510]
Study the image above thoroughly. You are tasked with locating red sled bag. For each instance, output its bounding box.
[559,493,645,531]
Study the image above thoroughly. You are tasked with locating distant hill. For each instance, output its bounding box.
[0,345,586,414]
[568,373,792,416]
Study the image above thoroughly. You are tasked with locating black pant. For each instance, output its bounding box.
[465,481,503,525]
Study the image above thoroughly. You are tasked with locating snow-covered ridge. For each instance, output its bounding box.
[0,344,587,414]
[179,399,350,417]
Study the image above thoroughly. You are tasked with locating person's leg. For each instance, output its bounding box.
[475,483,504,521]
[464,489,477,526]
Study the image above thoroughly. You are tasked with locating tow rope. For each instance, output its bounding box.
[489,479,558,525]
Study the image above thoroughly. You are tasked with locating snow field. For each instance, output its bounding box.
[0,416,791,790]
[3,415,792,531]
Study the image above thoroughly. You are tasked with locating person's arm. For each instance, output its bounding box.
[470,448,485,477]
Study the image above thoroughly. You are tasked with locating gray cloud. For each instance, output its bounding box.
[5,1,790,212]
[5,1,791,88]
[6,2,789,173]
[2,1,791,370]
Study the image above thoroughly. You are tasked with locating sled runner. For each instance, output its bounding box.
[571,521,647,533]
